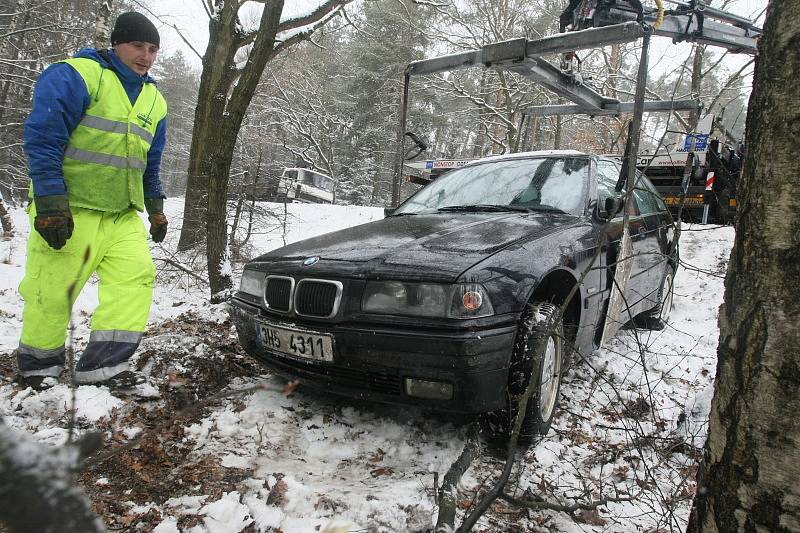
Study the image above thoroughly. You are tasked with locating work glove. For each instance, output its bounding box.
[33,195,73,250]
[145,198,168,243]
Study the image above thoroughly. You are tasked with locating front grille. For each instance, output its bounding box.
[262,352,402,395]
[264,276,293,312]
[295,279,342,318]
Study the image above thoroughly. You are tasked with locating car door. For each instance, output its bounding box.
[633,173,674,306]
[595,160,650,315]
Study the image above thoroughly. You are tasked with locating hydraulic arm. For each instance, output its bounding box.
[391,1,761,204]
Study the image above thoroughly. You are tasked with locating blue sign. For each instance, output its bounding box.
[684,134,709,151]
[425,161,434,169]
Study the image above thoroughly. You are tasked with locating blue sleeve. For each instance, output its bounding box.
[143,116,167,199]
[23,63,90,197]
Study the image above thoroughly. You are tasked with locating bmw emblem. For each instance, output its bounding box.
[302,256,320,266]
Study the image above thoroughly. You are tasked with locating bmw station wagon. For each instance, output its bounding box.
[229,150,676,439]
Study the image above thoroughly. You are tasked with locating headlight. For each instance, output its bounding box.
[362,281,494,318]
[238,268,265,296]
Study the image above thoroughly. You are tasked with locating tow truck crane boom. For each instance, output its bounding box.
[391,3,761,205]
[594,1,760,53]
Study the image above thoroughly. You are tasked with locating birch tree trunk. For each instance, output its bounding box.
[605,43,620,152]
[93,0,113,49]
[688,0,800,530]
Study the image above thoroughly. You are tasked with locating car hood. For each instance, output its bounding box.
[256,212,576,281]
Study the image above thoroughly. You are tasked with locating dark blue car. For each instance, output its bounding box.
[229,151,676,439]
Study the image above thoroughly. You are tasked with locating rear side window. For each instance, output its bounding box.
[633,172,666,214]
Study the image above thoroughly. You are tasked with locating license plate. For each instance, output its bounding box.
[256,321,334,362]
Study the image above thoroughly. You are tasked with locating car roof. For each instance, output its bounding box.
[462,149,590,168]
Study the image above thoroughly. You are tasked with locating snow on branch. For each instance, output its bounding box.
[270,8,344,58]
[238,0,348,47]
[276,0,350,33]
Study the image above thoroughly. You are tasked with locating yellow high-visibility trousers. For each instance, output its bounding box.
[17,205,155,382]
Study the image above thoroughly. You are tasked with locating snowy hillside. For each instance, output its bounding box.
[0,200,734,532]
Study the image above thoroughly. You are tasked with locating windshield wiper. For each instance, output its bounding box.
[436,204,531,213]
[520,205,566,214]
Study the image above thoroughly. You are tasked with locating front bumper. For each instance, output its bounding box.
[229,297,516,414]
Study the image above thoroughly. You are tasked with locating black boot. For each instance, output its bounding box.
[105,370,145,389]
[16,374,57,391]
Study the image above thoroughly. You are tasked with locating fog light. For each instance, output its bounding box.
[404,378,453,400]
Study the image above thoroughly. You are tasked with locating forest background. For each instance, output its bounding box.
[2,2,794,531]
[0,0,760,211]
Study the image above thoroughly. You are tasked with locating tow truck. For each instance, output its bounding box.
[635,114,742,224]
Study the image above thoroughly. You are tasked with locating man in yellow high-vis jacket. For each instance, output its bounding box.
[17,12,169,390]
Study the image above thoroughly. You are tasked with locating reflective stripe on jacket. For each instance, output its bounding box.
[60,57,167,212]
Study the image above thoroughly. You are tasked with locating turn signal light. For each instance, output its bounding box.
[462,291,483,311]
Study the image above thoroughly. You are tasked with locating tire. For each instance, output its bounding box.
[484,302,564,442]
[636,266,675,330]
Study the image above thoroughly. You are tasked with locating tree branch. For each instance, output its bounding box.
[154,256,208,285]
[705,59,754,114]
[435,423,481,532]
[129,0,204,60]
[276,0,350,33]
[499,491,638,513]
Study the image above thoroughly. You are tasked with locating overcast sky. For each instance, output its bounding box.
[137,0,325,65]
[141,0,766,69]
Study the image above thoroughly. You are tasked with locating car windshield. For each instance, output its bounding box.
[394,156,590,216]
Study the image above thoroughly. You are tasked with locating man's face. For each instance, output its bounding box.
[114,41,159,75]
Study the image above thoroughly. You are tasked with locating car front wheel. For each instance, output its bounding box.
[636,267,675,330]
[484,302,563,442]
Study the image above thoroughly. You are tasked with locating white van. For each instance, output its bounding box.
[277,168,334,204]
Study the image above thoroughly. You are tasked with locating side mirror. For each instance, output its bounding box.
[605,196,624,218]
[384,207,395,218]
[595,195,623,221]
[404,132,428,160]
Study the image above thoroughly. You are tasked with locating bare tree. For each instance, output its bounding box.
[0,194,13,237]
[175,0,353,302]
[688,0,800,529]
[0,0,102,203]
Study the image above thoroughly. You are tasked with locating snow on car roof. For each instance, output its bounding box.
[404,150,592,175]
[467,149,587,166]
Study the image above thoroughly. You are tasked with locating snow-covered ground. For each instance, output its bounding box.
[0,200,734,532]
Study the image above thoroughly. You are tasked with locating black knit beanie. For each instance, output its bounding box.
[110,12,160,47]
